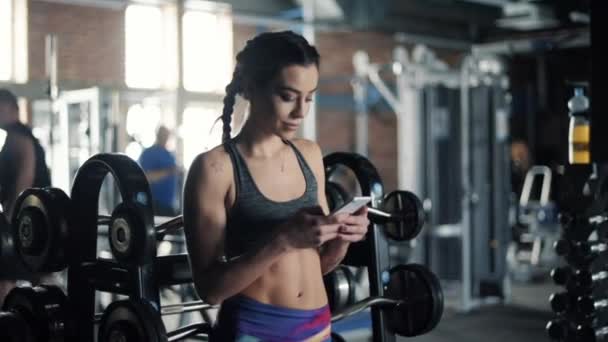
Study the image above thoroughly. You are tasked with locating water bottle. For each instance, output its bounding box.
[568,87,590,164]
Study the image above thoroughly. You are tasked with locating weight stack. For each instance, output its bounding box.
[547,164,608,342]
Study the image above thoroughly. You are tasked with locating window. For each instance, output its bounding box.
[125,5,169,89]
[0,0,27,82]
[0,0,12,81]
[181,103,224,169]
[124,103,162,160]
[183,4,233,93]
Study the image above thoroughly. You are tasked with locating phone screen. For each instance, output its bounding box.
[330,196,371,216]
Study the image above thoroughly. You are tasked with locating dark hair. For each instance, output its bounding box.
[0,89,18,111]
[221,30,320,143]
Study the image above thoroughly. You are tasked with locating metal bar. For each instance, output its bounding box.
[167,322,211,342]
[156,215,184,236]
[331,297,399,323]
[460,56,473,312]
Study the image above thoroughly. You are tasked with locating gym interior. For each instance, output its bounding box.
[0,0,605,341]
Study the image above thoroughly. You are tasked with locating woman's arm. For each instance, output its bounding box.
[183,150,290,305]
[295,140,350,274]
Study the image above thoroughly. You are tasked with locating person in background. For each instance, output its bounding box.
[0,88,52,306]
[139,125,179,216]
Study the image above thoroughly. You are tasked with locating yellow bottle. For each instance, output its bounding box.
[568,88,590,164]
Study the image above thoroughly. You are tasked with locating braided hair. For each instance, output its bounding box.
[220,31,320,143]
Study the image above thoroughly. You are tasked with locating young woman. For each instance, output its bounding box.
[183,31,369,342]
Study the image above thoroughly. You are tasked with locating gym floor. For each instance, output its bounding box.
[332,278,560,342]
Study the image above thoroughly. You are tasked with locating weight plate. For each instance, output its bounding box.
[98,299,167,342]
[0,310,32,342]
[109,202,146,265]
[326,181,350,214]
[10,188,70,272]
[2,285,68,342]
[323,266,356,312]
[385,264,444,337]
[382,191,425,241]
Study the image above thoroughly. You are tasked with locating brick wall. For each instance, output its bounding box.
[29,1,125,86]
[25,2,462,191]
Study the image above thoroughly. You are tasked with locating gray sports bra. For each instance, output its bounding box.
[223,139,319,258]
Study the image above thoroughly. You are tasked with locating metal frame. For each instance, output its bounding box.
[67,154,159,341]
[324,152,391,342]
[351,46,510,313]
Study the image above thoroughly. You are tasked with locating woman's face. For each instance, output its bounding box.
[251,64,319,139]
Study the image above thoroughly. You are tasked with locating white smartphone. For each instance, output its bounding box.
[330,196,371,216]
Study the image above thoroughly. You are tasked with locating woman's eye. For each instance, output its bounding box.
[279,93,295,102]
[305,97,313,103]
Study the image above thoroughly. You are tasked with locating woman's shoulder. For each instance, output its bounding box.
[290,138,322,159]
[290,138,324,174]
[188,144,233,184]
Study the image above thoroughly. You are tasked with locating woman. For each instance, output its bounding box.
[183,31,369,342]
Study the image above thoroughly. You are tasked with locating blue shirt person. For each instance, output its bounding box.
[138,126,178,216]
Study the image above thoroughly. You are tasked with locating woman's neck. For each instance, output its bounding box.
[235,119,285,158]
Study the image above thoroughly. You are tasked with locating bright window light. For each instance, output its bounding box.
[0,128,7,151]
[181,104,224,170]
[126,103,161,147]
[183,9,233,93]
[125,5,164,89]
[0,0,13,80]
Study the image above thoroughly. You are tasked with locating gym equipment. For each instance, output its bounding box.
[383,264,443,336]
[324,266,356,312]
[326,180,424,241]
[546,160,608,342]
[577,295,608,316]
[330,263,443,337]
[94,299,216,323]
[67,153,159,342]
[554,238,608,263]
[369,191,425,241]
[546,319,571,341]
[97,299,212,342]
[324,153,424,243]
[0,285,68,342]
[0,211,30,279]
[549,292,574,313]
[105,206,184,264]
[10,188,71,273]
[507,166,561,282]
[552,266,608,288]
[576,324,608,342]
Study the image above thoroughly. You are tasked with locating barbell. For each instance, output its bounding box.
[326,181,425,241]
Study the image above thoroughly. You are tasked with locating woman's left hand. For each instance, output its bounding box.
[336,206,370,242]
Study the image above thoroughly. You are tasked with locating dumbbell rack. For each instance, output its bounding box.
[66,153,162,341]
[547,164,608,342]
[324,152,443,342]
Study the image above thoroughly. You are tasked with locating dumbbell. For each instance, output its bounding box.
[0,211,31,279]
[546,319,573,341]
[9,188,71,273]
[551,266,607,288]
[330,263,443,337]
[9,187,185,271]
[326,181,425,241]
[549,292,576,314]
[576,324,608,342]
[0,285,67,342]
[98,205,184,264]
[554,238,607,262]
[577,295,608,316]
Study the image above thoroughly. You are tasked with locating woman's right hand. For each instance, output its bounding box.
[279,207,348,250]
